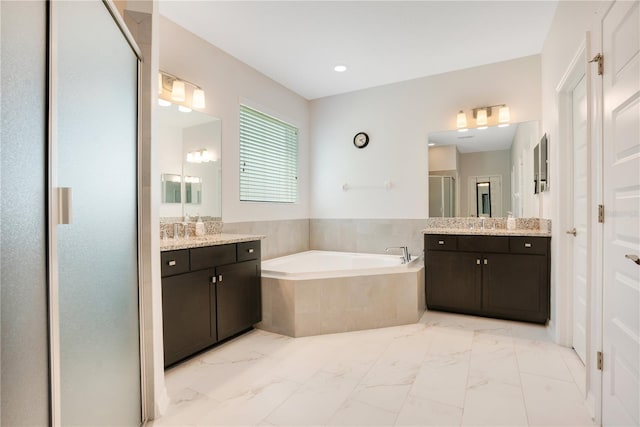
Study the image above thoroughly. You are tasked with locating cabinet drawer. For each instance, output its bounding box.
[458,235,509,253]
[425,235,457,251]
[161,250,190,277]
[237,240,261,262]
[509,236,549,255]
[190,244,236,271]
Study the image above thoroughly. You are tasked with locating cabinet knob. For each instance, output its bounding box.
[168,260,176,266]
[248,248,254,254]
[484,259,488,265]
[524,243,532,248]
[218,274,223,283]
[438,240,445,245]
[211,276,217,284]
[476,259,481,265]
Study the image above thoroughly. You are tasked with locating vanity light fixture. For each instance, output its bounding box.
[456,104,510,130]
[186,149,215,163]
[476,109,488,129]
[159,70,206,111]
[498,105,510,127]
[178,105,192,113]
[192,89,206,109]
[171,80,186,102]
[456,110,468,132]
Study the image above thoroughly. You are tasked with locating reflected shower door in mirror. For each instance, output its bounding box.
[429,176,456,217]
[158,104,221,219]
[428,121,540,218]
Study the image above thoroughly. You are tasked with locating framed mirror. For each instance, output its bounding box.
[161,173,182,203]
[428,121,540,218]
[158,104,222,219]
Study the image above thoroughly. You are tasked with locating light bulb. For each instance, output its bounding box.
[171,80,186,102]
[158,98,171,107]
[498,105,510,124]
[476,109,488,127]
[192,89,206,109]
[178,105,192,113]
[456,110,467,130]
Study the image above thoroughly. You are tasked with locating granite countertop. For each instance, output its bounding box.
[160,233,265,251]
[422,228,551,237]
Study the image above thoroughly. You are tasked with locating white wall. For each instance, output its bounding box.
[428,145,458,172]
[310,55,542,219]
[160,17,310,223]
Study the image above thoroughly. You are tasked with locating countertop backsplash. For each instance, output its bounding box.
[160,216,223,239]
[424,217,551,236]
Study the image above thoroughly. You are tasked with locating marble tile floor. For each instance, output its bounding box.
[151,311,595,427]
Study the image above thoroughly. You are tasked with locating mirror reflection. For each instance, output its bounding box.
[158,104,222,218]
[161,173,182,203]
[428,121,539,218]
[476,182,491,217]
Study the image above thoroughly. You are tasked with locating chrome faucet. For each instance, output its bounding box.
[385,246,411,264]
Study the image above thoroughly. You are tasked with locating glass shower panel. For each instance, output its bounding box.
[53,1,140,425]
[429,176,456,218]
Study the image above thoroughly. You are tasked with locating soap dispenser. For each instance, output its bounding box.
[507,212,516,231]
[195,214,205,237]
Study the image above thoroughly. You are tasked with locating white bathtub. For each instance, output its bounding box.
[262,250,421,279]
[259,250,425,337]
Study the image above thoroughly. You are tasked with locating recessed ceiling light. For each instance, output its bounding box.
[334,65,347,73]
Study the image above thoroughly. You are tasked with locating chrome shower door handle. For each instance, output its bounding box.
[625,254,640,265]
[566,228,577,236]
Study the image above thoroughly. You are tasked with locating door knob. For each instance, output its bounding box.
[566,228,577,236]
[625,254,640,265]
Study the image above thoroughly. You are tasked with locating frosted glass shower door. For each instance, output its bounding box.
[51,1,141,425]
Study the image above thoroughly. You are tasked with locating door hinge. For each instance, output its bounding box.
[589,53,603,76]
[598,204,605,223]
[597,351,603,370]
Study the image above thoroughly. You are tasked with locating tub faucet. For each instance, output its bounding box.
[385,246,411,264]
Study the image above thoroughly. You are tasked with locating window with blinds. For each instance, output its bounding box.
[239,105,298,203]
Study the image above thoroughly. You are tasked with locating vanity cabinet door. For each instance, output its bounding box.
[426,251,482,313]
[482,253,549,323]
[162,269,216,366]
[216,260,262,341]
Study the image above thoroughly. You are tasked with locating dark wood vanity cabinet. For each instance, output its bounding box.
[425,234,550,324]
[161,240,261,367]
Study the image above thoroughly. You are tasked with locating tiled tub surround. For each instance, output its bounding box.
[310,218,426,257]
[223,219,310,260]
[424,217,551,237]
[259,251,425,338]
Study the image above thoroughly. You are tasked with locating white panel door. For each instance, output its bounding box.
[602,1,640,425]
[572,74,588,364]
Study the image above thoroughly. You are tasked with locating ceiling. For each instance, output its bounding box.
[159,1,558,100]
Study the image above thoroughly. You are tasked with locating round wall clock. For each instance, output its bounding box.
[353,132,369,149]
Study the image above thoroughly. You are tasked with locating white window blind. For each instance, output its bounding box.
[239,105,298,203]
